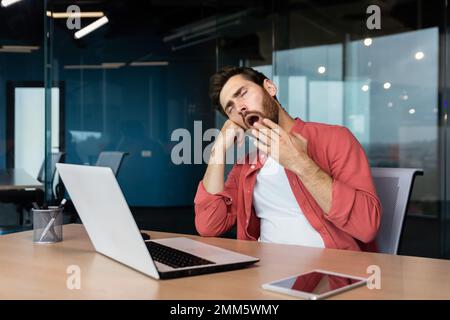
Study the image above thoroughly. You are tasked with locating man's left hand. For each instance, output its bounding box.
[251,118,309,172]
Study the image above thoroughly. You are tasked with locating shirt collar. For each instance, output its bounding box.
[289,117,305,134]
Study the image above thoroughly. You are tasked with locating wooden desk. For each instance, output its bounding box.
[0,169,42,191]
[1,224,450,299]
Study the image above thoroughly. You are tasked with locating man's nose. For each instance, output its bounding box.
[238,104,247,116]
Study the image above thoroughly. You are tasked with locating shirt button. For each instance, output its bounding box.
[251,165,255,169]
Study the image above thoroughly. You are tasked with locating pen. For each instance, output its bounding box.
[39,215,56,242]
[59,198,67,208]
[38,198,66,242]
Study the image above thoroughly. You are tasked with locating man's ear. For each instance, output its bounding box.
[263,79,277,97]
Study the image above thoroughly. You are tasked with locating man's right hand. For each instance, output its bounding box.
[203,120,244,193]
[215,120,245,152]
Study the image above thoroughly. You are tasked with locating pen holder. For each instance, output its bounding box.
[32,206,63,244]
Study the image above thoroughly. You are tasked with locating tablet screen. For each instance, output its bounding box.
[269,271,365,295]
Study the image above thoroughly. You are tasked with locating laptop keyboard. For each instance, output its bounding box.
[146,241,215,269]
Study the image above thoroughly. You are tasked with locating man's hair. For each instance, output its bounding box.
[209,66,270,115]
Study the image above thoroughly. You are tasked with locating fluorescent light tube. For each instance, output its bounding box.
[130,61,169,67]
[1,0,22,7]
[101,62,125,68]
[64,62,125,70]
[0,48,31,53]
[64,65,104,70]
[2,45,39,50]
[48,11,104,19]
[74,16,109,39]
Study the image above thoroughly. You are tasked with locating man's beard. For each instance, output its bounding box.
[242,91,279,129]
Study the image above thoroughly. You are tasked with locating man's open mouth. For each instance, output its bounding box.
[244,113,262,128]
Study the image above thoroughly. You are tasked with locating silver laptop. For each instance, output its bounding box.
[56,163,259,279]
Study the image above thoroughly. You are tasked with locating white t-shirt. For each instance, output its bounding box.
[252,156,325,248]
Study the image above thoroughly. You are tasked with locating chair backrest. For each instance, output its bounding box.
[94,151,128,176]
[37,152,65,183]
[371,167,423,255]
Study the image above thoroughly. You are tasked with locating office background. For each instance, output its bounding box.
[0,0,449,259]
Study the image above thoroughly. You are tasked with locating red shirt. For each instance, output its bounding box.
[194,118,382,252]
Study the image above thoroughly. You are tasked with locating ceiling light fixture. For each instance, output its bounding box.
[48,11,104,19]
[0,48,31,53]
[101,62,125,68]
[130,61,169,67]
[64,62,125,70]
[74,16,109,39]
[1,0,22,8]
[363,38,372,46]
[0,45,39,53]
[2,45,39,50]
[415,51,425,60]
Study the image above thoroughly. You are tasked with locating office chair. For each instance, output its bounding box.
[37,152,65,202]
[371,167,423,255]
[37,152,65,184]
[24,152,65,219]
[94,151,128,176]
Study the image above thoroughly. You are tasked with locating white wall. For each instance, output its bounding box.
[14,87,59,177]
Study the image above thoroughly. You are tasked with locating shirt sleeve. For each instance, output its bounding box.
[325,127,382,243]
[193,164,241,237]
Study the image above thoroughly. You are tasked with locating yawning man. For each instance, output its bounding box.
[194,66,381,252]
